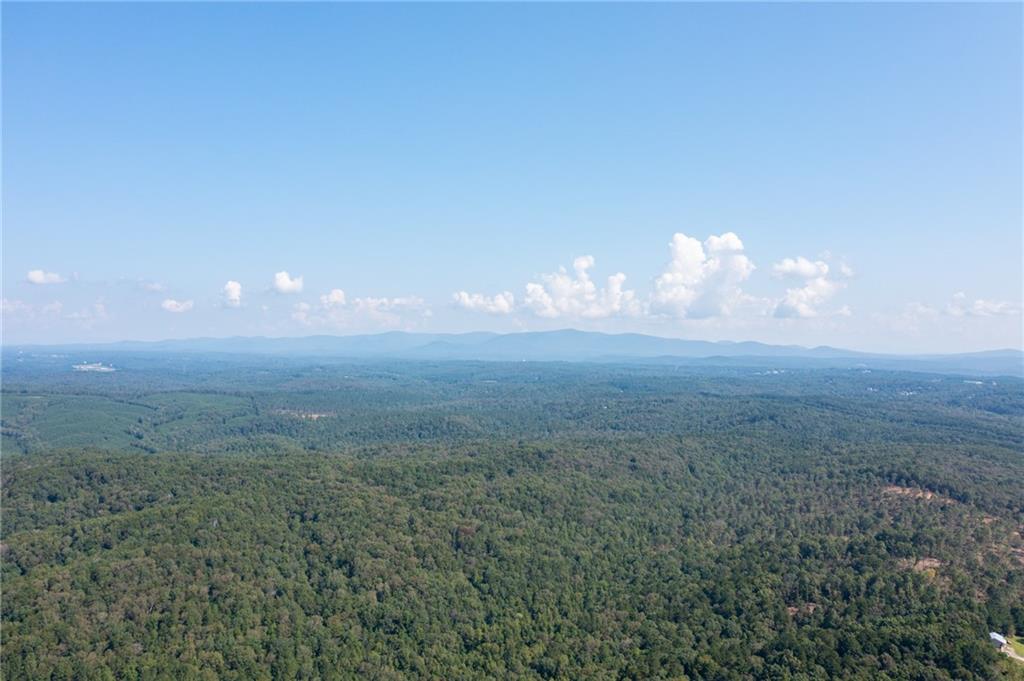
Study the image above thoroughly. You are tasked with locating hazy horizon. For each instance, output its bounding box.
[5,327,1022,358]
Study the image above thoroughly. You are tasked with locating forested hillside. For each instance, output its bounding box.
[2,355,1023,679]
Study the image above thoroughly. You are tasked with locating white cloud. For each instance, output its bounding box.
[946,292,1019,317]
[291,301,313,324]
[772,255,848,319]
[353,296,426,318]
[65,301,109,326]
[451,234,860,324]
[772,257,829,279]
[1,298,32,315]
[524,255,640,319]
[292,293,428,328]
[704,232,746,253]
[292,288,346,325]
[223,280,242,307]
[453,290,515,315]
[895,294,1019,325]
[26,269,66,285]
[292,289,347,325]
[350,296,429,327]
[273,271,304,294]
[161,299,194,313]
[320,288,346,308]
[650,232,756,319]
[774,277,839,319]
[2,299,67,319]
[878,294,1020,344]
[771,253,855,319]
[141,281,167,293]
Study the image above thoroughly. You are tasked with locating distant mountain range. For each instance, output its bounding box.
[8,330,1023,376]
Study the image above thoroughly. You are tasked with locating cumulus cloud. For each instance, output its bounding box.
[161,298,194,313]
[449,233,860,325]
[353,296,427,320]
[523,255,640,319]
[772,255,851,319]
[650,232,756,319]
[223,280,242,307]
[26,269,66,285]
[320,289,346,308]
[946,292,1019,317]
[704,232,745,253]
[774,277,839,319]
[453,291,515,315]
[880,294,1020,339]
[273,271,303,294]
[772,256,829,279]
[456,233,760,321]
[293,291,428,328]
[293,288,347,324]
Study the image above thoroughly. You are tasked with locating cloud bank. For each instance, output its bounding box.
[453,232,767,322]
[522,256,641,320]
[292,287,429,329]
[453,291,516,314]
[8,230,1019,353]
[946,292,1019,318]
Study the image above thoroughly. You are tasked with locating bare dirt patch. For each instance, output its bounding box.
[882,485,954,504]
[786,602,820,617]
[275,410,335,421]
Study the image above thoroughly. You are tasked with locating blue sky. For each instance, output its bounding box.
[3,2,1021,352]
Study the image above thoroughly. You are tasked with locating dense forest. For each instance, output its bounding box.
[2,352,1023,679]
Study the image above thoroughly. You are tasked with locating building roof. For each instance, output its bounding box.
[990,632,1008,645]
